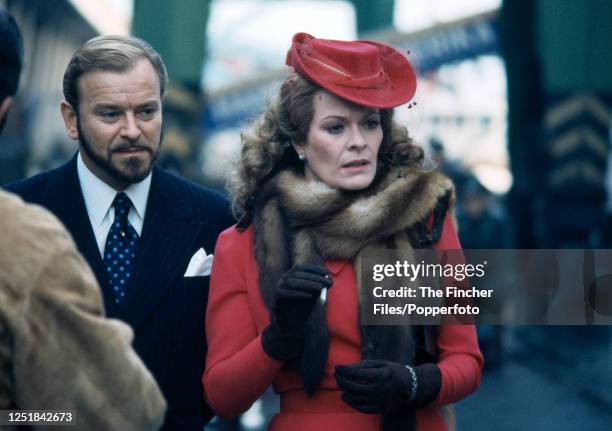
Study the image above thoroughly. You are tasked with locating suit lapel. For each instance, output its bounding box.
[116,166,204,330]
[43,155,115,314]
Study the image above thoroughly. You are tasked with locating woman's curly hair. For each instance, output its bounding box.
[227,73,424,220]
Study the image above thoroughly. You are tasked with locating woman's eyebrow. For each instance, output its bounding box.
[320,115,347,121]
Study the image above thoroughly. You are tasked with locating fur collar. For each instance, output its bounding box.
[251,164,454,428]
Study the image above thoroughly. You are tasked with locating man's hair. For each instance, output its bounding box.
[63,35,168,111]
[0,8,24,101]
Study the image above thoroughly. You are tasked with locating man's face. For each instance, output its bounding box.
[61,58,162,190]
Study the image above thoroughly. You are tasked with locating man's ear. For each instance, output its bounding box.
[60,100,79,140]
[0,97,14,124]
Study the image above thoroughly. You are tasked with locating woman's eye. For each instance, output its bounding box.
[326,124,344,134]
[364,119,380,129]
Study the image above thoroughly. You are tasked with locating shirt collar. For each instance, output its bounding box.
[77,152,152,226]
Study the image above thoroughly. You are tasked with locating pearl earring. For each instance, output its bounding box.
[298,153,306,161]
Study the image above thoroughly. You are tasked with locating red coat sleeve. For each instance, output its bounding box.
[203,227,283,419]
[432,214,485,406]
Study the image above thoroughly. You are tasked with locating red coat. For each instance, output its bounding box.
[204,216,483,430]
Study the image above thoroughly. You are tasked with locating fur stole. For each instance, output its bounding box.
[251,164,454,427]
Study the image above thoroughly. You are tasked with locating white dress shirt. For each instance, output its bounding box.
[77,152,151,257]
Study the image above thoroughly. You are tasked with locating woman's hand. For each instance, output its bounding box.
[273,264,332,333]
[261,264,332,361]
[334,360,441,413]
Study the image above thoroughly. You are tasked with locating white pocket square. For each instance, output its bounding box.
[184,248,213,277]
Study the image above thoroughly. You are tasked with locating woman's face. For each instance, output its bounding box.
[296,90,383,191]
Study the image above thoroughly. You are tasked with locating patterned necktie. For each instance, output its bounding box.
[103,192,139,304]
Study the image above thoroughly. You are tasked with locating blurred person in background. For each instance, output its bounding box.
[456,176,513,369]
[456,176,513,250]
[0,8,165,429]
[204,33,483,431]
[5,35,234,430]
[428,138,469,195]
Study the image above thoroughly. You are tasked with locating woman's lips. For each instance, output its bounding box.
[341,160,370,170]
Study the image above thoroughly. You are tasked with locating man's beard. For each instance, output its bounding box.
[77,118,160,185]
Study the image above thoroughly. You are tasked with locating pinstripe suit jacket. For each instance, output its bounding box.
[6,154,234,430]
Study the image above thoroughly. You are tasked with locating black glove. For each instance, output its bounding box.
[261,264,332,361]
[334,360,441,413]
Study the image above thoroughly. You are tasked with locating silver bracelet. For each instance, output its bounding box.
[404,365,418,401]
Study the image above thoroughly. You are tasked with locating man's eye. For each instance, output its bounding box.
[326,124,344,134]
[101,111,119,120]
[138,108,156,118]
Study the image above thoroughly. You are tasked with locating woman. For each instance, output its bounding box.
[204,32,483,431]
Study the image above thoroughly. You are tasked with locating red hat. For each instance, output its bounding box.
[285,32,416,109]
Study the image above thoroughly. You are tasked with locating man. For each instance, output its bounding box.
[6,34,234,430]
[0,9,166,430]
